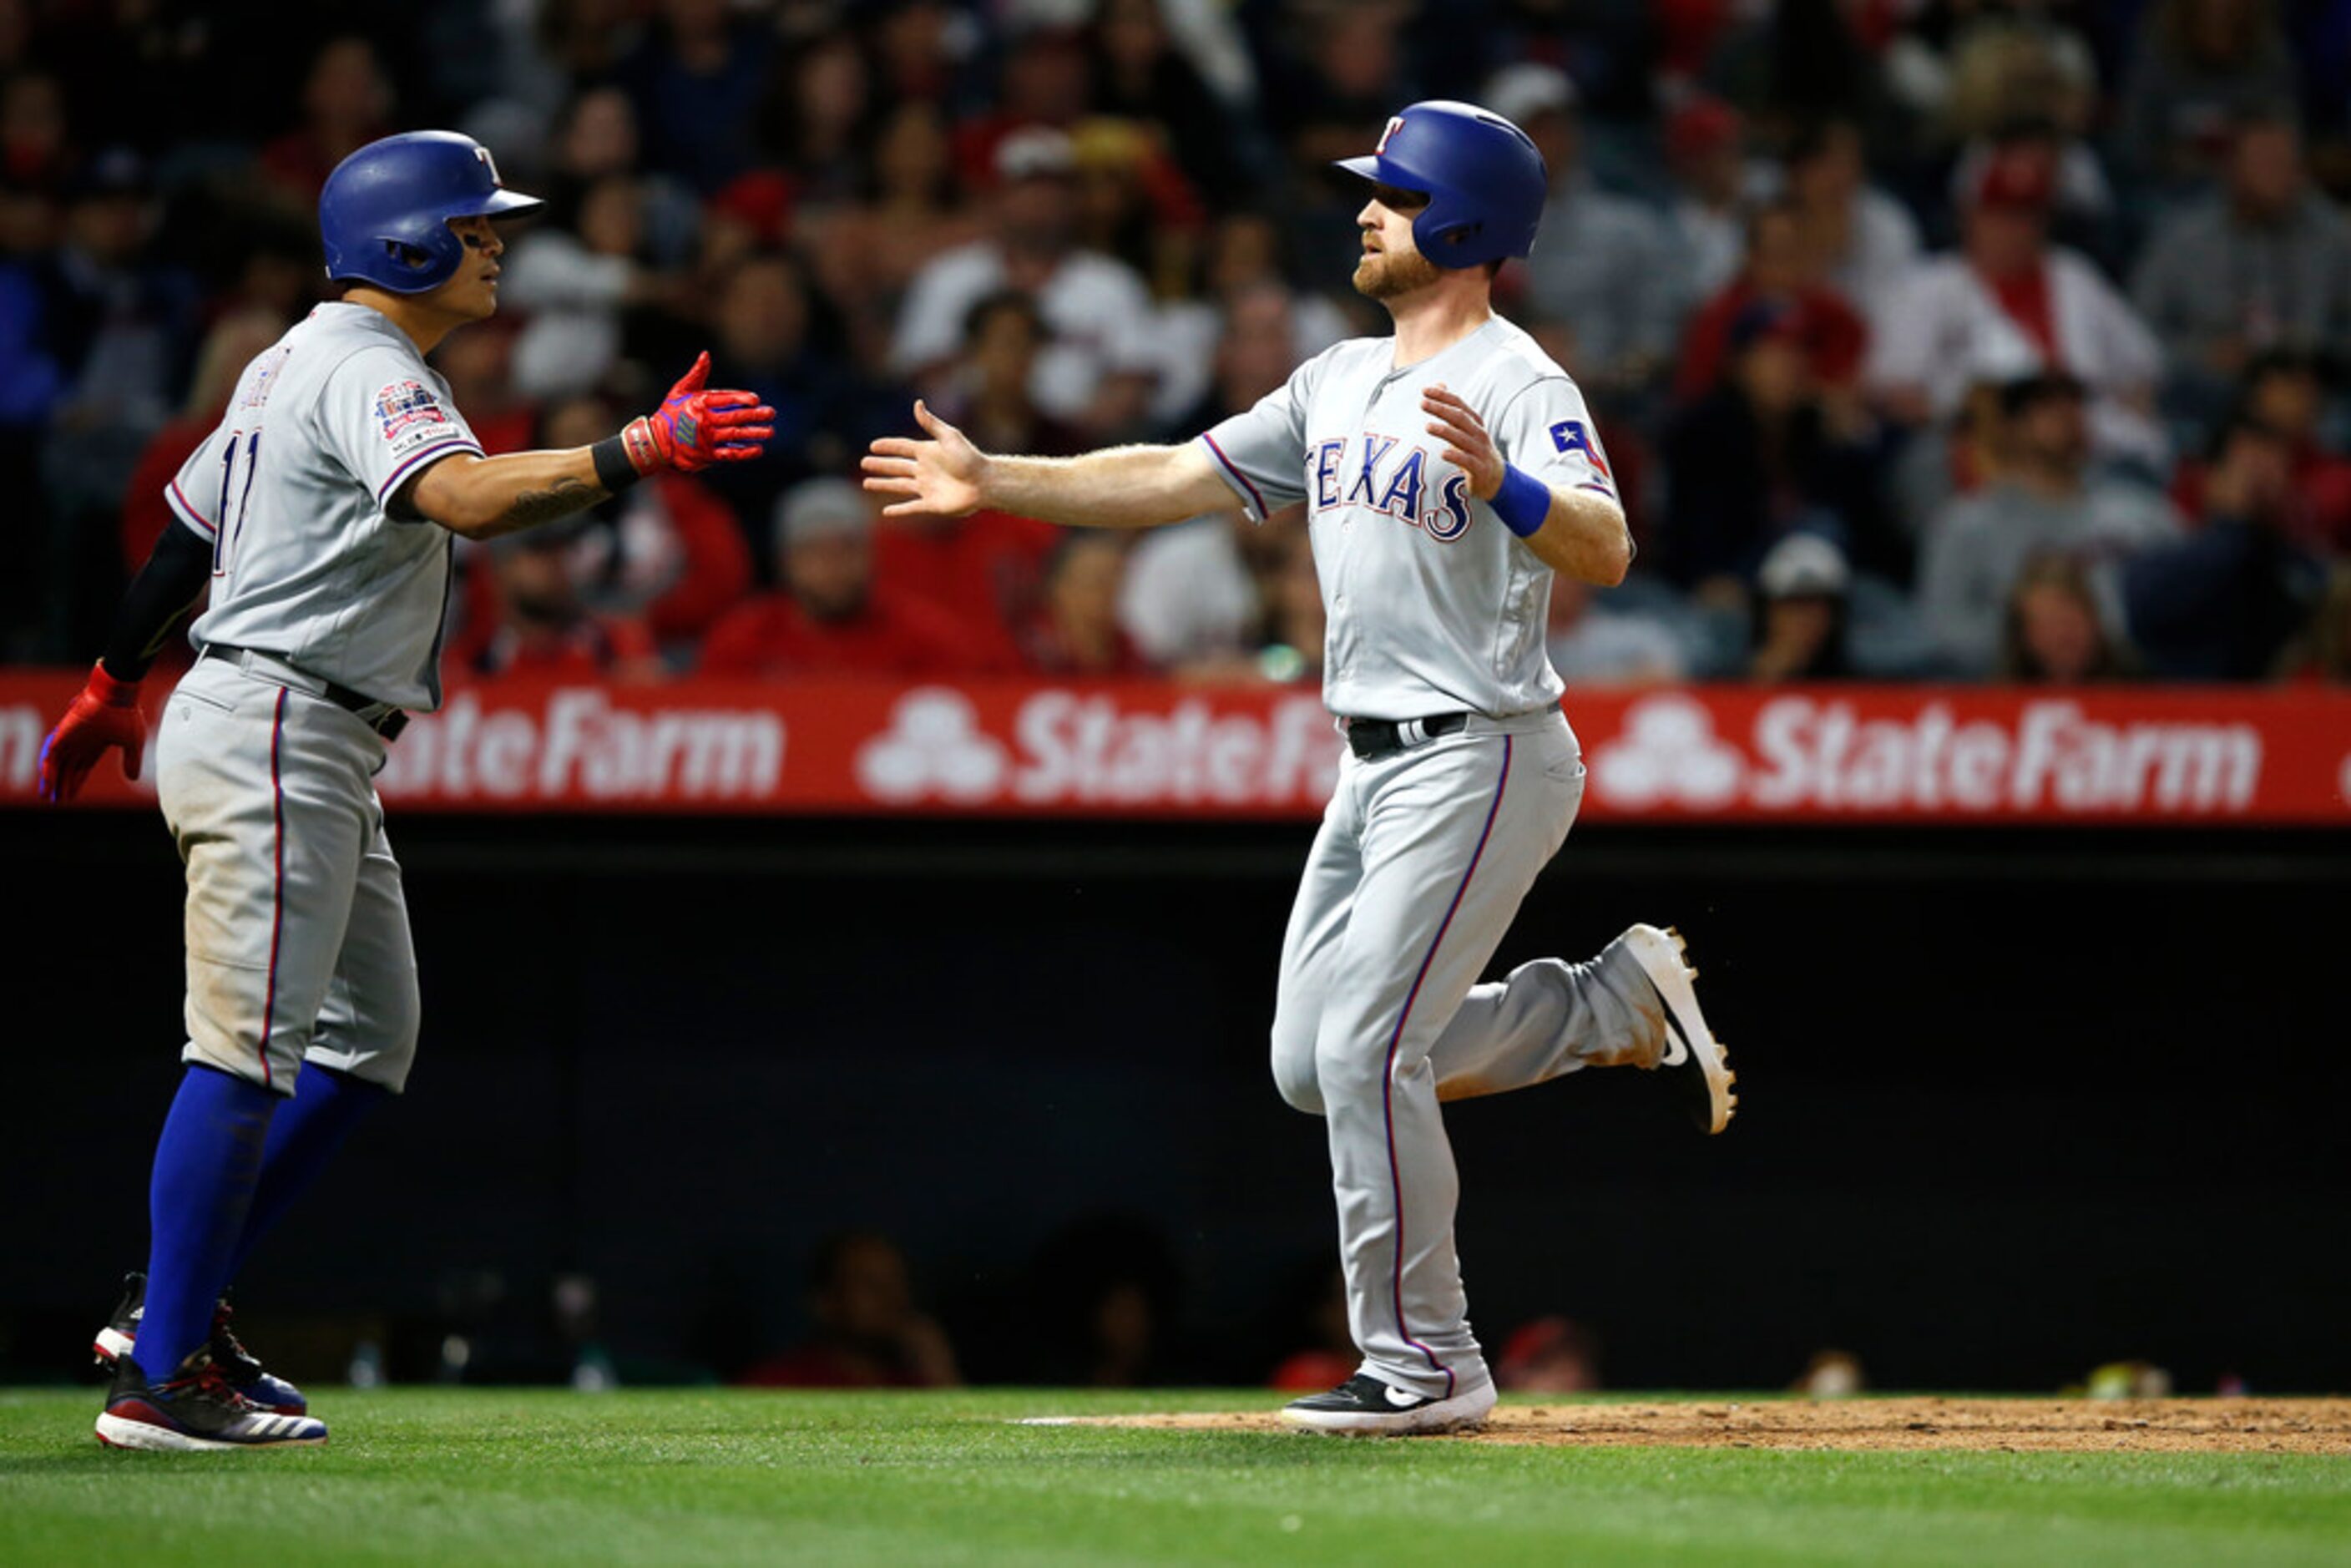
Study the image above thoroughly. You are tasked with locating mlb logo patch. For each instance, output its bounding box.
[376,379,450,442]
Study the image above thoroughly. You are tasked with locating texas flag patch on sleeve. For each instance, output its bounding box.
[1548,417,1617,496]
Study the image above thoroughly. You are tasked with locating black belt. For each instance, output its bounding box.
[202,645,410,741]
[1344,711,1469,761]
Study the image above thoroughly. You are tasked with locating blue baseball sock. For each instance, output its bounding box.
[225,1065,389,1283]
[134,1065,277,1383]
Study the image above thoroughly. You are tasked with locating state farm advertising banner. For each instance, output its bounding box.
[3,672,2348,825]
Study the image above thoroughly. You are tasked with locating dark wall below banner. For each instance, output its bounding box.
[4,812,2346,1395]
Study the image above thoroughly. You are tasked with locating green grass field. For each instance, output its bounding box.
[4,1388,2348,1566]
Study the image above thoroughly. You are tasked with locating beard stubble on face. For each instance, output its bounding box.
[1352,244,1443,301]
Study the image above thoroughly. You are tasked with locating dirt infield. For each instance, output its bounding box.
[1062,1399,2351,1454]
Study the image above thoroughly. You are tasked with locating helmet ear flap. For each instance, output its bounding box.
[1412,202,1486,266]
[382,238,434,275]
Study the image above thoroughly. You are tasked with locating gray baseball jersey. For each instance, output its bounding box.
[1196,314,1616,721]
[1196,314,1688,1410]
[151,299,476,1100]
[169,302,484,711]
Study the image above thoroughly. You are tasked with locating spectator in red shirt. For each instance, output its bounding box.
[1675,200,1869,405]
[1020,531,1154,676]
[701,477,968,677]
[2168,350,2351,554]
[470,529,665,683]
[2274,564,2351,684]
[119,309,289,569]
[876,291,1070,666]
[736,1232,961,1390]
[1867,146,2165,470]
[534,391,753,653]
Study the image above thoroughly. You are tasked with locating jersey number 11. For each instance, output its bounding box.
[213,430,263,577]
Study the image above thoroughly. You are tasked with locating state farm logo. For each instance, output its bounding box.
[375,689,784,802]
[1589,694,1742,807]
[856,687,1340,807]
[1590,693,2266,817]
[857,690,1008,802]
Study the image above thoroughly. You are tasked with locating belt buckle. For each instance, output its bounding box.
[1346,718,1397,761]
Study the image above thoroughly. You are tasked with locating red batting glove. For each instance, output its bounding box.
[619,352,776,474]
[38,663,146,802]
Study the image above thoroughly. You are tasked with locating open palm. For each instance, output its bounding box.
[862,401,985,518]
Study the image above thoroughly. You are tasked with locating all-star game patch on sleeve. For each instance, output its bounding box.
[1492,375,1620,508]
[1196,348,1332,524]
[318,346,485,515]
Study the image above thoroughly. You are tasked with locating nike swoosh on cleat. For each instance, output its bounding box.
[1654,993,1691,1066]
[1382,1384,1426,1409]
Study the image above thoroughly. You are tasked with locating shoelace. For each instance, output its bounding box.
[163,1360,260,1412]
[210,1303,257,1367]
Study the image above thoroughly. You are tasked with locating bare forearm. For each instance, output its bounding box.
[978,445,1226,529]
[1523,487,1632,585]
[408,448,608,540]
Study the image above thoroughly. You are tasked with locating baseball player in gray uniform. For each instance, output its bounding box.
[38,130,771,1449]
[866,101,1734,1435]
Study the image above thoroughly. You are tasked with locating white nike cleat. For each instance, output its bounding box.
[1278,1373,1499,1436]
[1623,923,1736,1134]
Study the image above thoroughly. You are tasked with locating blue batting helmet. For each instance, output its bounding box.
[318,131,543,294]
[1335,101,1549,269]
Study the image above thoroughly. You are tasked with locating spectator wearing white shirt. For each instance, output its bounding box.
[1782,117,1922,329]
[890,126,1159,436]
[1868,148,2166,473]
[1120,282,1302,674]
[502,175,673,399]
[1663,97,1752,305]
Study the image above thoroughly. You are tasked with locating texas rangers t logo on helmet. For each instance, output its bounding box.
[1376,115,1405,154]
[474,144,499,183]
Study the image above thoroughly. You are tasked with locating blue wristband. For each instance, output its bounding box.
[1492,463,1550,539]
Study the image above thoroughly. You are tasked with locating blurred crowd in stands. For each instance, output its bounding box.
[5,0,2350,689]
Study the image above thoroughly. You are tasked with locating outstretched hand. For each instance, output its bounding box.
[861,401,986,519]
[624,352,775,473]
[1422,382,1503,500]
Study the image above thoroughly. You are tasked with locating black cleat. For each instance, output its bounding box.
[94,1350,326,1451]
[1278,1373,1498,1435]
[1622,923,1737,1134]
[94,1272,308,1415]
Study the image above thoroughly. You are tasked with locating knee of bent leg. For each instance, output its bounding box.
[1269,1011,1325,1115]
[1310,1015,1398,1107]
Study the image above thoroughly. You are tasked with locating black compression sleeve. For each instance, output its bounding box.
[99,523,213,681]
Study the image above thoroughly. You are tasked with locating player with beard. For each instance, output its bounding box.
[867,102,1735,1435]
